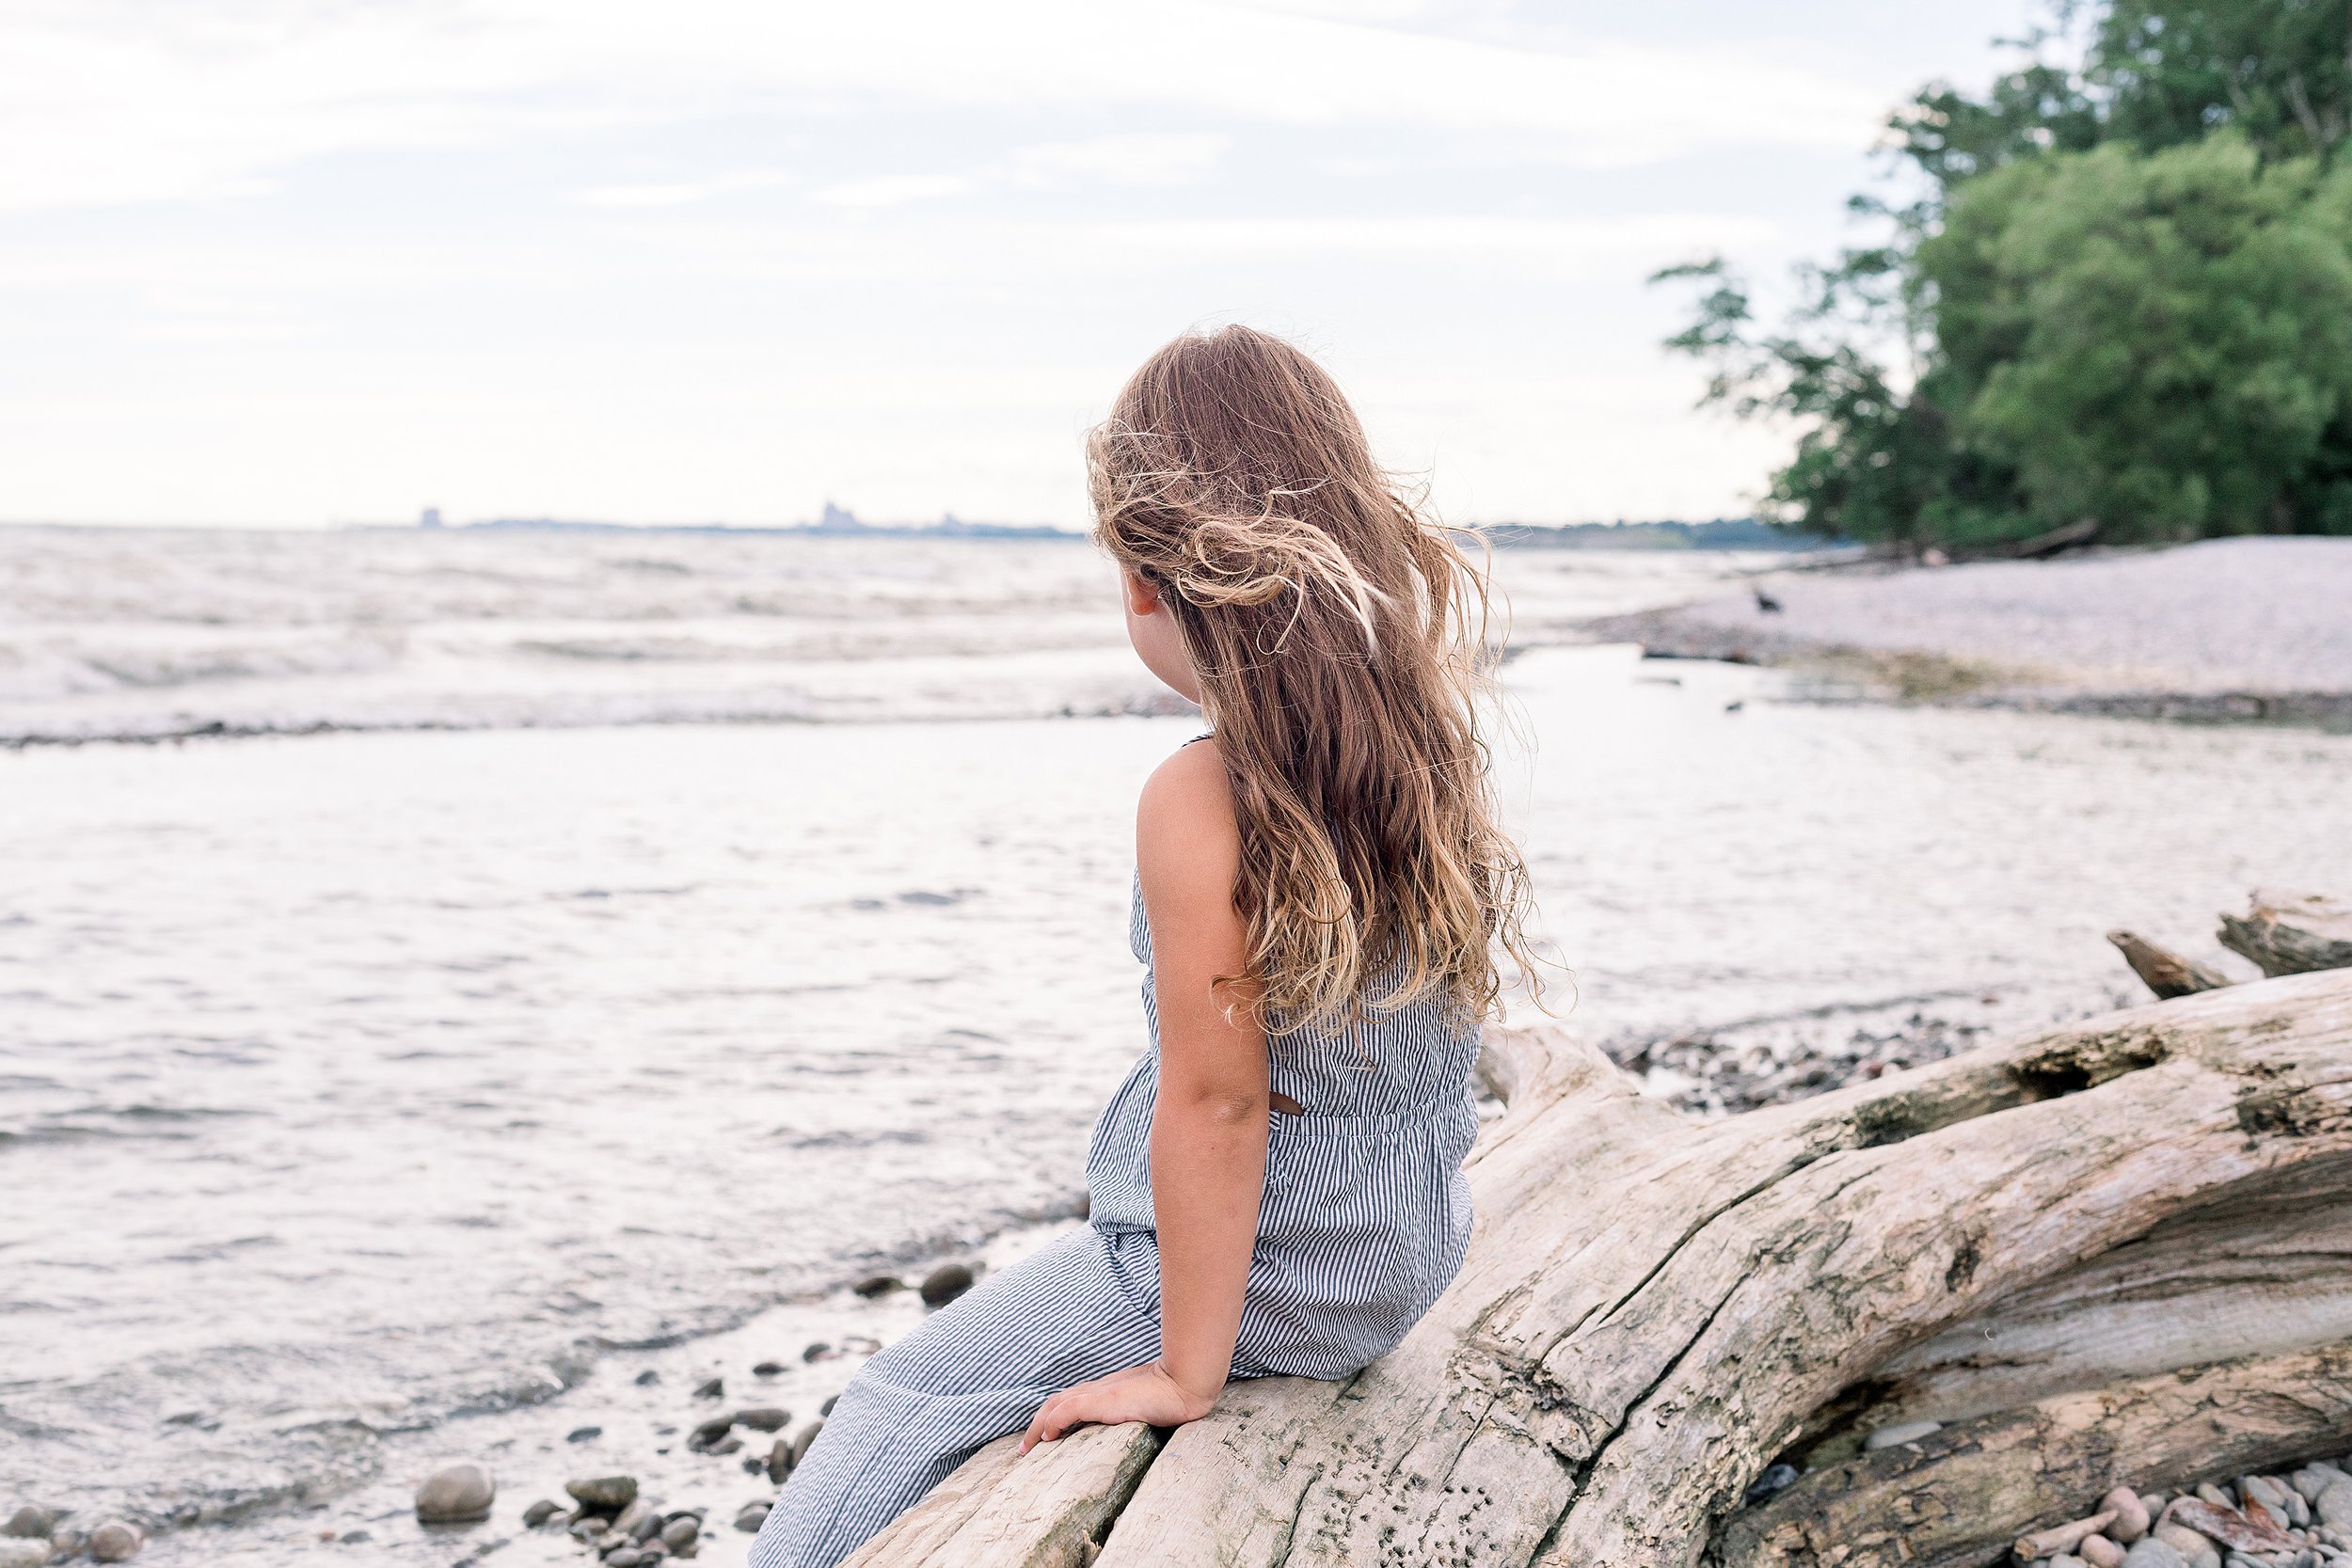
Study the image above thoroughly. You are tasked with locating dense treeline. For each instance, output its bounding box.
[1660,0,2352,549]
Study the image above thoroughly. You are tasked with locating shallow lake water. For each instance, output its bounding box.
[5,531,2349,1564]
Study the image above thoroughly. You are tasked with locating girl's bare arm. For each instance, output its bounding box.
[1021,740,1266,1449]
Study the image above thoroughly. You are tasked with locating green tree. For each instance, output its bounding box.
[1658,0,2352,548]
[1650,254,2025,546]
[2093,0,2352,159]
[1923,134,2352,538]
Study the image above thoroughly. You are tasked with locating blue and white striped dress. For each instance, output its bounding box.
[751,873,1481,1568]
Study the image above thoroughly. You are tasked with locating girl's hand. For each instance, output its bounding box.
[1019,1361,1217,1454]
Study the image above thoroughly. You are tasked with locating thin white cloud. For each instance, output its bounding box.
[808,173,977,209]
[0,0,1888,214]
[1005,133,1232,188]
[575,167,796,207]
[1086,214,1777,265]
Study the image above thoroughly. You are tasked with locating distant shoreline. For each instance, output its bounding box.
[1578,536,2352,731]
[0,516,1831,552]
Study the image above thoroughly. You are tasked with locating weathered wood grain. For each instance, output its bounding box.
[1717,1340,2352,1568]
[841,1422,1163,1568]
[1840,1180,2352,1433]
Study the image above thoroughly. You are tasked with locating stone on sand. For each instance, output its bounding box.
[566,1475,639,1513]
[918,1263,975,1307]
[414,1463,495,1523]
[87,1522,143,1564]
[3,1511,53,1542]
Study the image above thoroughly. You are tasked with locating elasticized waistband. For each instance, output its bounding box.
[1263,1085,1475,1137]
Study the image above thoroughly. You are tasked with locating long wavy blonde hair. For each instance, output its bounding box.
[1089,325,1540,1033]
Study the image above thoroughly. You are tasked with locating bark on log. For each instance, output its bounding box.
[1715,1340,2352,1568]
[2217,890,2352,978]
[2106,929,2233,1000]
[845,968,2352,1568]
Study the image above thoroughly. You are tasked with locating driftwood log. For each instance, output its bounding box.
[2109,891,2352,1002]
[846,959,2352,1568]
[2220,890,2352,979]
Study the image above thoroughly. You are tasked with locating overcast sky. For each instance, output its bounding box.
[2,0,2041,528]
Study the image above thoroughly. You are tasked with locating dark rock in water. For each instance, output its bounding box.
[660,1518,700,1551]
[566,1426,603,1444]
[634,1370,660,1386]
[5,1509,55,1540]
[1743,1464,1800,1506]
[740,1456,765,1475]
[918,1263,975,1307]
[705,1435,741,1456]
[692,1376,723,1400]
[88,1522,144,1563]
[767,1438,795,1484]
[606,1548,644,1568]
[339,1530,372,1545]
[733,1503,771,1534]
[416,1463,496,1524]
[737,1407,790,1433]
[753,1360,785,1376]
[802,1342,833,1362]
[851,1275,902,1298]
[820,1395,838,1418]
[565,1476,639,1513]
[522,1500,561,1528]
[788,1419,826,1466]
[688,1414,736,1450]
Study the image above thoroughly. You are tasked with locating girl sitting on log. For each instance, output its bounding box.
[753,324,1542,1568]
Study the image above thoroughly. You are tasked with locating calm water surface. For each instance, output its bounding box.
[5,530,2348,1563]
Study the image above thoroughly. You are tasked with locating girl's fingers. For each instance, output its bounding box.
[1022,1386,1104,1453]
[1021,1391,1075,1454]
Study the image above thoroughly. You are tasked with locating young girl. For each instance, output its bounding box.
[752,325,1535,1568]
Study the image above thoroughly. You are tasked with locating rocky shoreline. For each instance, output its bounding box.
[0,1247,1040,1568]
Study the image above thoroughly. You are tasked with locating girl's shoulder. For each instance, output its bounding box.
[1137,735,1234,859]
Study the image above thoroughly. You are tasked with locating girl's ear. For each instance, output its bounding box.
[1122,570,1163,618]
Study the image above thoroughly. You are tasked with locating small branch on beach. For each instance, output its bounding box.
[1993,517,2101,561]
[2106,928,2234,999]
[2218,890,2352,978]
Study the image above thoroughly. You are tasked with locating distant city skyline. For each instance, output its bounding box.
[389,500,1766,535]
[3,1,2040,529]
